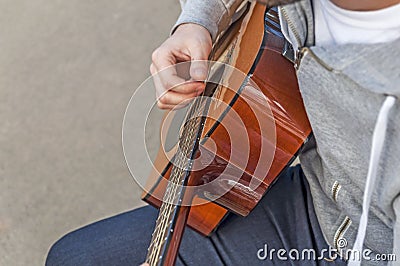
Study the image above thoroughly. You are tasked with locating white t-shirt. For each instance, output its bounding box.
[313,0,400,46]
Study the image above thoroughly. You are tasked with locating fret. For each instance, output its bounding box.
[146,96,210,266]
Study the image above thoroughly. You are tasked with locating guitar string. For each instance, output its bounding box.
[147,111,200,264]
[148,18,221,262]
[148,100,206,265]
[149,112,201,263]
[151,117,205,264]
[149,147,190,264]
[148,168,183,264]
[148,9,257,260]
[149,66,218,265]
[148,136,194,263]
[148,138,190,264]
[149,101,201,257]
[152,68,212,260]
[148,54,214,264]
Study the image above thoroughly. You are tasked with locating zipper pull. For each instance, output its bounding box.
[295,46,338,73]
[294,47,308,70]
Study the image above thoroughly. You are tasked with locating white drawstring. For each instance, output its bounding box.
[348,95,396,265]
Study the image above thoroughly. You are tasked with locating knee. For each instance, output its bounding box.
[46,232,92,266]
[46,207,158,265]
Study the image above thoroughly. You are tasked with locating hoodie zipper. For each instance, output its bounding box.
[333,216,352,250]
[280,6,337,72]
[332,181,342,202]
[295,47,337,72]
[279,7,302,46]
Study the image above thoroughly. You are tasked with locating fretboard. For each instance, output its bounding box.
[145,96,209,266]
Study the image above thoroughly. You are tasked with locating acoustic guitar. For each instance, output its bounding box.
[142,2,311,265]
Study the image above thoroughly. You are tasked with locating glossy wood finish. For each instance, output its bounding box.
[143,2,311,238]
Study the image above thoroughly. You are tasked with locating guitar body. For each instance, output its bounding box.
[142,3,311,237]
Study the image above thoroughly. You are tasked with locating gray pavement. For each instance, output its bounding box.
[0,1,180,265]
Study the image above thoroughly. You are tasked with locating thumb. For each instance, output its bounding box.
[189,49,210,81]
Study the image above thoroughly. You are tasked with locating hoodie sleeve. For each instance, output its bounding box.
[172,0,245,42]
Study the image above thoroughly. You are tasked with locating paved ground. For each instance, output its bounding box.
[0,1,180,265]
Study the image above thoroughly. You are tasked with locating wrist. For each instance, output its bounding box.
[172,23,213,42]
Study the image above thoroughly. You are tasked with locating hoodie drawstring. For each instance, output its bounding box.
[348,95,396,265]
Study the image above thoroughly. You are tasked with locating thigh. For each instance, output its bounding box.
[46,166,345,266]
[178,165,345,265]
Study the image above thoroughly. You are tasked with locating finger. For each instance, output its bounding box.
[151,63,167,99]
[157,94,198,110]
[188,45,211,81]
[152,64,194,98]
[153,67,200,107]
[170,81,205,94]
[152,48,187,91]
[190,60,209,81]
[158,90,199,107]
[157,101,188,110]
[152,62,203,95]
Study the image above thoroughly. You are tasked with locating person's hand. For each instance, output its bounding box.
[150,23,212,109]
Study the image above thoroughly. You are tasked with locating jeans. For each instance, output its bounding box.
[46,165,346,265]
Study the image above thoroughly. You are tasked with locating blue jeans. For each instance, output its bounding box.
[46,165,346,265]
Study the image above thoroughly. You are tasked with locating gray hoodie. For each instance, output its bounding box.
[174,0,400,264]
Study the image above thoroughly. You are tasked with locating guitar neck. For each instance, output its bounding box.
[146,97,211,265]
[146,199,191,265]
[145,143,195,265]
